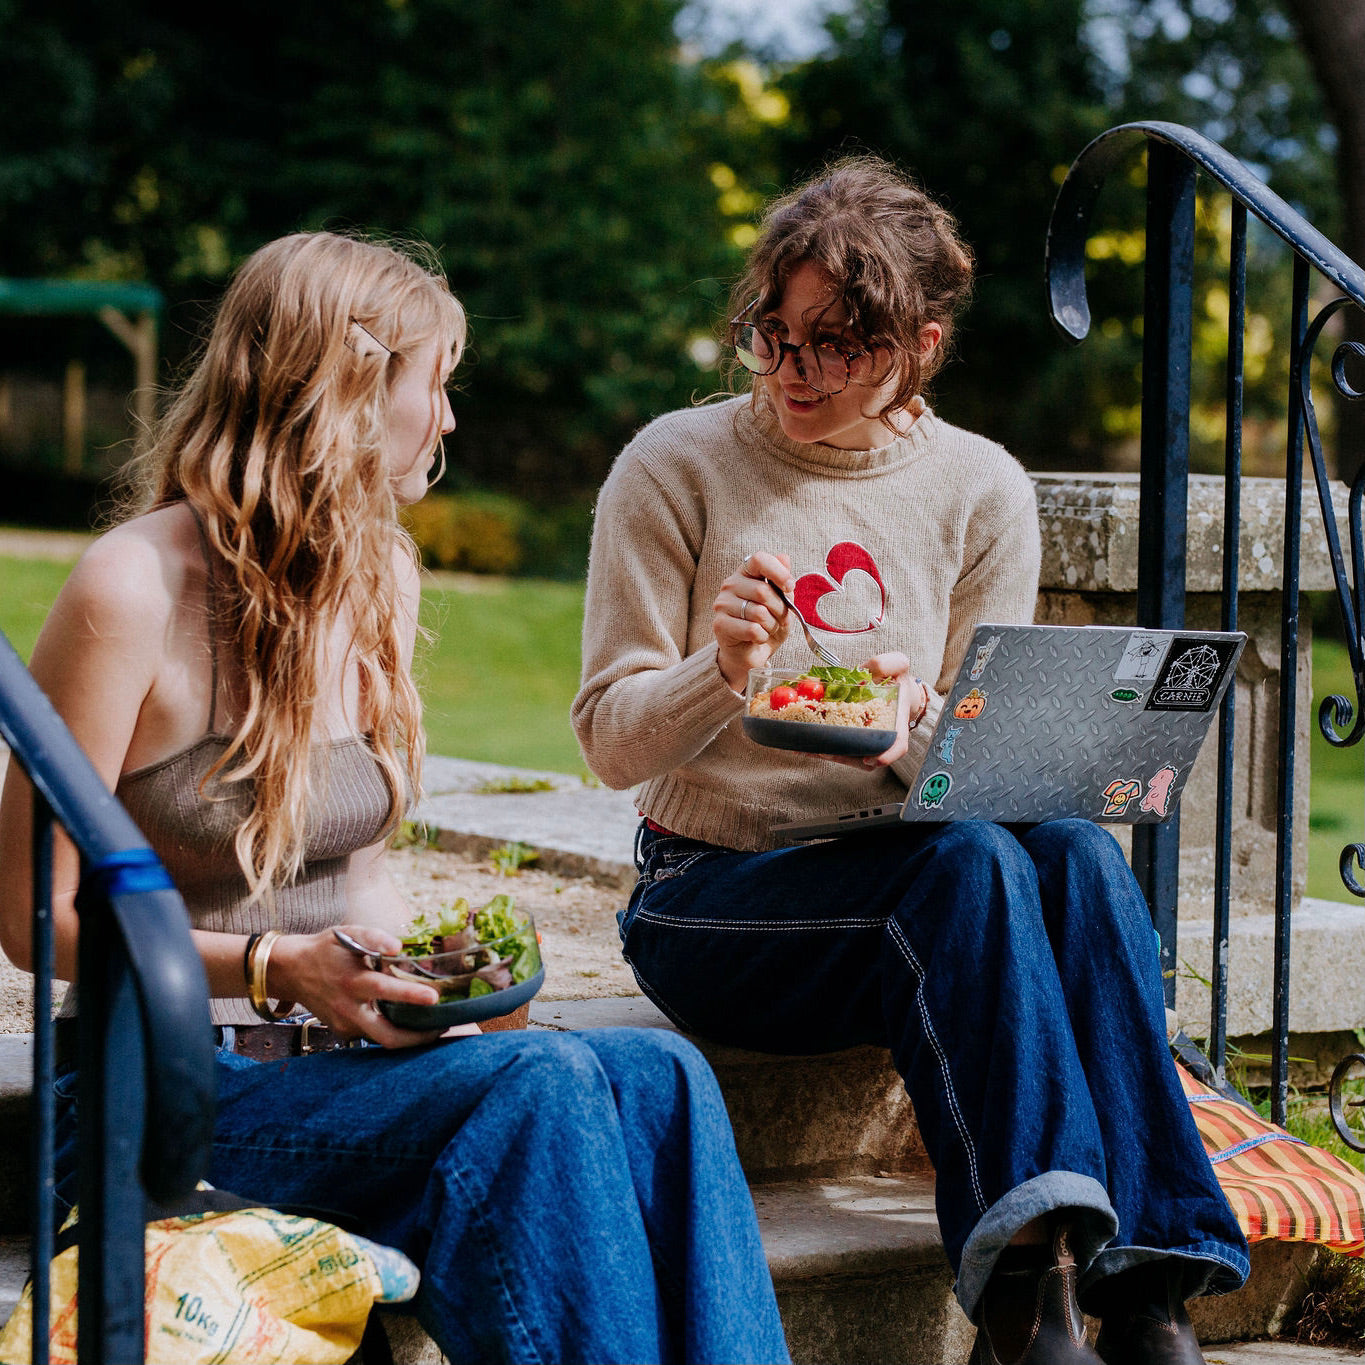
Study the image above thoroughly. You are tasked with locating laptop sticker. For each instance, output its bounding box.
[918,772,953,808]
[1139,765,1179,817]
[1143,637,1240,713]
[937,725,964,764]
[969,634,1002,680]
[953,688,988,720]
[1101,777,1143,817]
[1115,632,1170,683]
[1110,687,1141,703]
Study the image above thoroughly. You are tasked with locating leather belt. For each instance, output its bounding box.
[54,1017,367,1071]
[216,1021,369,1061]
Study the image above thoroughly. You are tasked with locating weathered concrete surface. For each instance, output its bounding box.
[416,754,638,886]
[1177,898,1365,1038]
[1033,473,1350,595]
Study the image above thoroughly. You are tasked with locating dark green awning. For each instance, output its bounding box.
[0,279,163,317]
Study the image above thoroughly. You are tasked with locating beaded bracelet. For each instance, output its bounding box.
[905,677,931,734]
[246,929,297,1021]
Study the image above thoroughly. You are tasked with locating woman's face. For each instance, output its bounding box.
[385,336,456,505]
[758,261,934,450]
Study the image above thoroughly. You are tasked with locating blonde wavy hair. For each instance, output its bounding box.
[122,231,466,902]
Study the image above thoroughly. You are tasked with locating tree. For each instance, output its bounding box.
[0,0,758,501]
[1278,0,1365,477]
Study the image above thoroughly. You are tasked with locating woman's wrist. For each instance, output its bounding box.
[246,929,297,1020]
[905,678,931,733]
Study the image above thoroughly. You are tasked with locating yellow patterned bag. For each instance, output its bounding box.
[0,1186,419,1365]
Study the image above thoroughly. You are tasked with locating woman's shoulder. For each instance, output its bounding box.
[621,395,751,465]
[63,504,201,626]
[924,413,1036,506]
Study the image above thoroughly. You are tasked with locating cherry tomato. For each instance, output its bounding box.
[769,685,799,710]
[795,678,825,701]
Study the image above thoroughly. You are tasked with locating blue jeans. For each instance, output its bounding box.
[622,819,1249,1321]
[55,1027,790,1365]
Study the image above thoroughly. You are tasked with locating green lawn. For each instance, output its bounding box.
[1306,634,1365,904]
[0,555,589,775]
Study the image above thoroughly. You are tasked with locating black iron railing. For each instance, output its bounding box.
[1046,120,1365,1126]
[0,629,214,1363]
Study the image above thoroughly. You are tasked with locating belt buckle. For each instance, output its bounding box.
[299,1019,323,1055]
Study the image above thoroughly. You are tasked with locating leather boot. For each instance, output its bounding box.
[1093,1261,1205,1365]
[968,1224,1104,1365]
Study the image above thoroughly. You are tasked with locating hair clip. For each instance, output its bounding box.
[346,319,393,358]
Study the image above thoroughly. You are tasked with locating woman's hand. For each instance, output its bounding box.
[713,551,794,691]
[267,926,447,1049]
[818,652,927,770]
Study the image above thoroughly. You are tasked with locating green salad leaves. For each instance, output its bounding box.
[784,665,878,704]
[398,894,541,1000]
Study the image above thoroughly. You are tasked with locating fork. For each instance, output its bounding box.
[769,581,843,668]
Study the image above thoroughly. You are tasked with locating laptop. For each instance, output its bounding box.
[773,622,1247,842]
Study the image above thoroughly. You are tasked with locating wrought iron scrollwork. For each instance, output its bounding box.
[1300,300,1365,760]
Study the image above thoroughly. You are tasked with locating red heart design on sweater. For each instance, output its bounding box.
[793,541,886,634]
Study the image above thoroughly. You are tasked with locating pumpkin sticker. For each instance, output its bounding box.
[953,688,988,720]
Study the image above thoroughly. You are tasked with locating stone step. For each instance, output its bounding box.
[0,1015,1331,1364]
[0,1195,1328,1364]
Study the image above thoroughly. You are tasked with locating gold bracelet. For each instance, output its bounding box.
[247,929,297,1021]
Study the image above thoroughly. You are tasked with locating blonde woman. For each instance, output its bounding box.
[0,232,789,1365]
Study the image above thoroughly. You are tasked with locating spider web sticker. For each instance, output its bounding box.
[1143,636,1239,712]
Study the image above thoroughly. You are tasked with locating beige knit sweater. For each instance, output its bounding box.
[572,394,1041,851]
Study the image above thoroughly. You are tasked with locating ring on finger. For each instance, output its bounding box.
[740,600,750,622]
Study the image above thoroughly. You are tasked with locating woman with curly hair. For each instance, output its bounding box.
[574,156,1247,1365]
[0,230,789,1365]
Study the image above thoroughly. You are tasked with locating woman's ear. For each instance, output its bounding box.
[919,322,944,358]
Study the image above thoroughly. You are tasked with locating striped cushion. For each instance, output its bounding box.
[1178,1063,1365,1255]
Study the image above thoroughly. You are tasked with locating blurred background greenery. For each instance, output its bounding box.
[1,0,1359,561]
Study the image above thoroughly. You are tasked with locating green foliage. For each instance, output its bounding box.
[488,841,540,876]
[401,489,593,580]
[473,777,557,793]
[0,0,754,501]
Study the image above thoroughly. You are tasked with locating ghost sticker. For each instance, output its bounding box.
[1101,777,1142,817]
[969,634,1002,680]
[953,688,988,720]
[918,771,953,809]
[937,724,964,765]
[1139,765,1179,817]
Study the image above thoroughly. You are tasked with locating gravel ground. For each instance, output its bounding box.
[0,842,638,1034]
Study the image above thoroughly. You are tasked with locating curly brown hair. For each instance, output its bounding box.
[727,154,974,415]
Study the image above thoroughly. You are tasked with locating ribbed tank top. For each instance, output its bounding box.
[65,512,396,1025]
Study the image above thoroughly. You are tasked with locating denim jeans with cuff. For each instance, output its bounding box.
[621,818,1249,1323]
[55,1026,790,1365]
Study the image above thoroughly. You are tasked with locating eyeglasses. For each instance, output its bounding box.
[728,301,870,395]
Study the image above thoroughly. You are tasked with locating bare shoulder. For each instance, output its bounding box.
[391,536,422,605]
[57,505,199,634]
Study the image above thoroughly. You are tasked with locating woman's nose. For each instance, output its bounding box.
[439,389,456,435]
